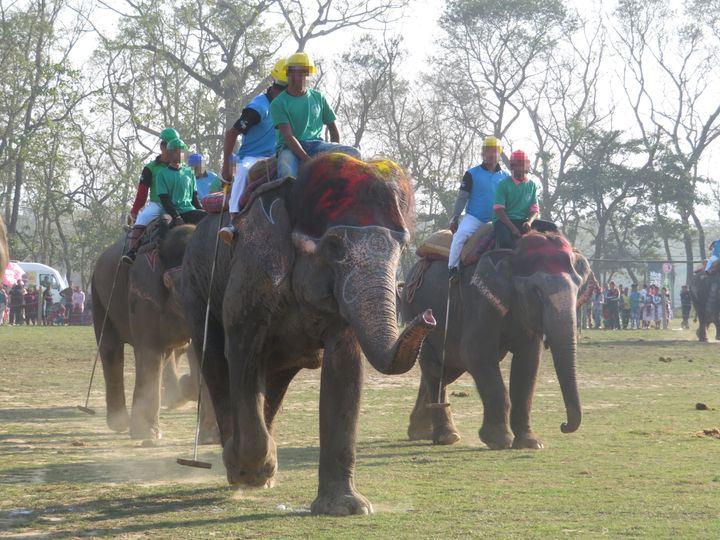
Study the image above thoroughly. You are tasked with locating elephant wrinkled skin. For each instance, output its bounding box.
[403,232,595,451]
[181,154,435,515]
[92,223,216,441]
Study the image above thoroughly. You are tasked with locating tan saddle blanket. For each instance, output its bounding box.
[416,222,494,267]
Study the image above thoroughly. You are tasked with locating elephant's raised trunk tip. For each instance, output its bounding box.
[422,309,436,326]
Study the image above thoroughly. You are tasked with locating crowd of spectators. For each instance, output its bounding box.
[0,281,90,326]
[579,282,691,330]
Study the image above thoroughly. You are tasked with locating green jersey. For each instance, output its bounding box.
[492,177,539,222]
[144,157,169,203]
[156,165,197,215]
[269,88,336,148]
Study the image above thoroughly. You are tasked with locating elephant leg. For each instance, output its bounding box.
[465,335,512,450]
[198,381,220,445]
[509,339,544,450]
[311,327,372,516]
[193,316,232,446]
[180,343,201,402]
[222,327,277,488]
[99,322,129,433]
[161,349,188,410]
[428,370,463,445]
[696,310,709,342]
[129,348,164,440]
[408,372,434,441]
[264,366,301,434]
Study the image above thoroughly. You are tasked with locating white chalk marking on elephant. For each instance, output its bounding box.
[342,268,361,305]
[470,274,509,316]
[261,198,281,225]
[548,289,575,313]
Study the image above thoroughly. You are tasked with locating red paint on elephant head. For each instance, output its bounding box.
[514,232,575,276]
[290,153,414,238]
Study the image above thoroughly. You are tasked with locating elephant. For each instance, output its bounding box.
[180,153,436,516]
[690,272,720,341]
[402,232,595,450]
[92,221,216,440]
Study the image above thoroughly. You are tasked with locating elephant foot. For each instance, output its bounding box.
[106,409,130,433]
[311,483,373,516]
[179,374,199,402]
[222,435,277,488]
[129,418,161,441]
[161,393,188,410]
[479,423,513,450]
[512,432,544,450]
[432,428,461,445]
[407,422,433,441]
[199,423,221,445]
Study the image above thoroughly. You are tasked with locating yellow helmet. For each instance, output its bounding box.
[286,51,317,75]
[270,58,288,85]
[482,136,503,153]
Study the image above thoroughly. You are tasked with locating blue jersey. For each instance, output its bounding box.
[712,241,720,257]
[195,171,219,199]
[461,164,510,222]
[237,94,276,159]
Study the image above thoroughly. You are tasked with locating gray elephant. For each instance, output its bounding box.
[402,232,595,450]
[690,272,720,341]
[181,154,435,516]
[92,222,214,440]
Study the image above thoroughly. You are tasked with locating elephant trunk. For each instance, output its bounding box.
[543,296,582,434]
[344,277,436,375]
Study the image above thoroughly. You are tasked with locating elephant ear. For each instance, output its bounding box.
[229,179,295,315]
[573,250,597,307]
[469,249,515,317]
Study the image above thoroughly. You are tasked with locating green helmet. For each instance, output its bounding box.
[159,128,179,143]
[166,138,188,151]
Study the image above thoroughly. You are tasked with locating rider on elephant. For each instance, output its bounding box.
[705,240,720,273]
[155,138,206,227]
[448,136,509,283]
[218,58,289,244]
[271,51,360,179]
[493,149,556,249]
[122,127,178,263]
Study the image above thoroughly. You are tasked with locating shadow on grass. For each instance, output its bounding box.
[0,445,322,485]
[579,339,716,347]
[1,485,309,537]
[0,407,87,423]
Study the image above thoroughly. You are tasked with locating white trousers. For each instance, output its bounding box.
[135,201,164,227]
[229,155,264,214]
[706,254,719,272]
[448,214,486,269]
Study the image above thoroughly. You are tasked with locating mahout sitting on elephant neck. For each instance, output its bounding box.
[179,153,434,515]
[402,231,595,449]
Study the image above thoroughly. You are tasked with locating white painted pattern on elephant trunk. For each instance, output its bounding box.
[340,227,400,307]
[470,274,509,316]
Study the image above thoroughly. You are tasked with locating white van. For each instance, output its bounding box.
[16,262,69,304]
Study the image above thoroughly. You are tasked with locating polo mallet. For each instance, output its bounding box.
[78,226,130,415]
[177,186,229,469]
[427,280,452,410]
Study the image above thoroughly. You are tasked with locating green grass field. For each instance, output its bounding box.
[1,324,719,538]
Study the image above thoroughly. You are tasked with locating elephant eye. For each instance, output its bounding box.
[322,236,345,262]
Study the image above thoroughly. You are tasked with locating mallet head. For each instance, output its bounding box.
[177,458,212,469]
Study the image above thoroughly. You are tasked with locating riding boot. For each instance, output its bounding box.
[218,213,238,245]
[122,226,145,264]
